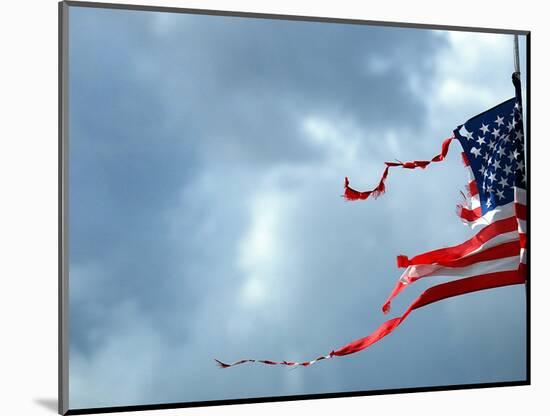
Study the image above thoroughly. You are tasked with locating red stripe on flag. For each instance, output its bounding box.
[519,233,527,249]
[458,206,482,222]
[436,240,520,268]
[469,180,478,197]
[515,203,527,220]
[396,217,519,268]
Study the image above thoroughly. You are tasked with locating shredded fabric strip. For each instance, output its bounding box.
[343,137,454,201]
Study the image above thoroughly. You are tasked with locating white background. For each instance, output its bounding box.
[0,0,547,415]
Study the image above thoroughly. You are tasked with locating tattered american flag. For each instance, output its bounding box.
[215,75,527,369]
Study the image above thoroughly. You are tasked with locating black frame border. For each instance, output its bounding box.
[59,1,531,415]
[59,1,69,414]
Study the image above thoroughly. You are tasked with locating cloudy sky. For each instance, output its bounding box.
[67,5,527,410]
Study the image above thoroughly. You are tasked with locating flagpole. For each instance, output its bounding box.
[513,34,520,75]
[512,33,528,332]
[512,34,522,105]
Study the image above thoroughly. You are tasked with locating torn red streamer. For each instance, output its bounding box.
[343,137,455,201]
[214,265,525,368]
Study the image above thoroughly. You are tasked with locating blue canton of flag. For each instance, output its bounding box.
[454,97,526,215]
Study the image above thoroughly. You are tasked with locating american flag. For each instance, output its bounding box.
[381,91,527,316]
[215,77,527,369]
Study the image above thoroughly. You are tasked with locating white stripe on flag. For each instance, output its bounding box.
[515,188,526,204]
[468,201,515,229]
[518,219,527,234]
[402,255,520,282]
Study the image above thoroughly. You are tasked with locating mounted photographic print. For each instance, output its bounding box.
[59,1,530,414]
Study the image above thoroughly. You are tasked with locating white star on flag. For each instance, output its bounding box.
[498,177,508,188]
[480,123,490,134]
[503,165,513,175]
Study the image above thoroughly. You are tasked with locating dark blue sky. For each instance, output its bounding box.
[68,5,527,409]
